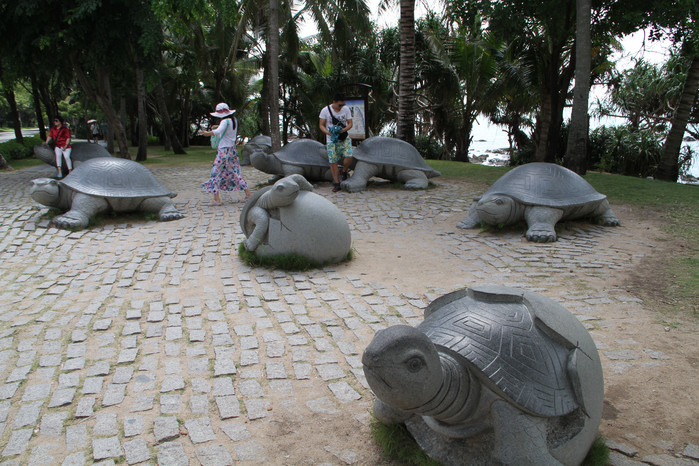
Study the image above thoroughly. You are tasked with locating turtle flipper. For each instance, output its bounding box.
[457,202,482,229]
[397,169,429,190]
[244,206,270,251]
[524,206,564,242]
[491,400,563,465]
[53,193,108,230]
[592,199,620,226]
[341,162,379,192]
[140,197,185,221]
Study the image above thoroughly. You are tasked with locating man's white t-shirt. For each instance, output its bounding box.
[319,105,352,144]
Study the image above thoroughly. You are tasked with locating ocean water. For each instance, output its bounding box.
[468,116,699,183]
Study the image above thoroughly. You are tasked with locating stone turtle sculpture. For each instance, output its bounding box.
[240,134,272,166]
[249,139,332,183]
[341,136,440,192]
[30,158,184,229]
[457,162,620,242]
[241,174,351,264]
[34,142,111,176]
[362,285,604,466]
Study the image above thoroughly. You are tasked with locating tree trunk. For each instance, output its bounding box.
[30,73,47,141]
[268,0,282,151]
[656,55,699,182]
[0,152,12,170]
[136,66,148,162]
[154,81,186,154]
[396,0,416,146]
[3,87,23,144]
[71,55,131,158]
[563,0,592,175]
[260,59,271,137]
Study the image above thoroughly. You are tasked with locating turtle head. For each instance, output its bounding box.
[362,325,443,411]
[266,176,302,207]
[250,149,283,174]
[475,194,522,226]
[30,178,62,207]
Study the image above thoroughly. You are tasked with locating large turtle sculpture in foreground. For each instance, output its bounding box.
[457,162,620,242]
[30,158,184,230]
[249,139,332,183]
[34,142,111,176]
[362,285,604,466]
[341,136,440,192]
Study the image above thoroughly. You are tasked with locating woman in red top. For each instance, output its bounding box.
[45,116,72,177]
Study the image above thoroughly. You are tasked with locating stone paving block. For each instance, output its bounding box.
[92,436,123,460]
[61,451,85,465]
[102,384,126,406]
[316,363,346,381]
[184,417,217,444]
[328,381,361,403]
[244,399,270,420]
[40,411,68,437]
[123,437,150,465]
[21,383,52,402]
[196,444,235,465]
[161,375,185,392]
[94,413,119,437]
[130,393,155,412]
[154,416,180,443]
[65,424,88,452]
[2,428,33,457]
[0,382,20,400]
[82,377,103,394]
[160,394,182,414]
[123,416,145,437]
[13,401,43,428]
[157,441,188,466]
[75,397,96,418]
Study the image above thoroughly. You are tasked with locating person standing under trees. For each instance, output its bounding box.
[319,92,353,192]
[45,116,72,178]
[200,103,252,205]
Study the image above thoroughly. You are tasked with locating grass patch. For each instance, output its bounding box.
[237,242,353,271]
[583,436,610,466]
[372,416,609,466]
[370,418,441,466]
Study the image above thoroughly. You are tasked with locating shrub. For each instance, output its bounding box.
[415,135,450,160]
[0,135,42,161]
[588,125,663,178]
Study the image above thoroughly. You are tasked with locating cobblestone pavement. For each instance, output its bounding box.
[0,164,697,465]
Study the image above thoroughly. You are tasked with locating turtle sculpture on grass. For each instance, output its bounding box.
[362,285,604,466]
[457,162,620,242]
[340,136,440,192]
[249,139,332,183]
[30,158,184,230]
[34,142,111,176]
[239,134,272,166]
[241,174,351,264]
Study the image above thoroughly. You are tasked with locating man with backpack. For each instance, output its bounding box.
[319,92,353,192]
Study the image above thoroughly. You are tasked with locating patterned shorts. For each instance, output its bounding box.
[326,139,353,164]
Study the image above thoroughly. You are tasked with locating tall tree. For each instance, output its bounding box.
[396,0,416,145]
[563,0,592,175]
[268,0,282,150]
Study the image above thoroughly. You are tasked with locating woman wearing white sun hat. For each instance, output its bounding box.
[200,103,252,205]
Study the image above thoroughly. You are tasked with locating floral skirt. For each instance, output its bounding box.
[201,146,248,194]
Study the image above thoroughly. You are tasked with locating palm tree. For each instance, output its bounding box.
[563,0,592,175]
[396,0,416,145]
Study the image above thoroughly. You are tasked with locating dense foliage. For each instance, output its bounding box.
[0,0,697,179]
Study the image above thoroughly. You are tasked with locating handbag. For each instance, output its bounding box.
[327,105,348,141]
[210,119,229,148]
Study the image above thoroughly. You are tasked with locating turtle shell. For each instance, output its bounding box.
[60,158,174,199]
[274,139,329,167]
[483,162,606,208]
[34,142,111,166]
[419,285,586,417]
[353,137,440,174]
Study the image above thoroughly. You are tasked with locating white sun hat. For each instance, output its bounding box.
[210,103,236,118]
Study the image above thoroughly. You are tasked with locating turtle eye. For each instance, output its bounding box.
[405,356,424,373]
[495,198,504,206]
